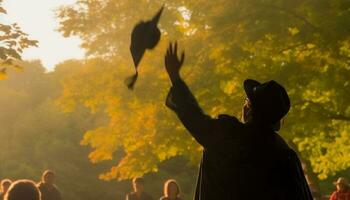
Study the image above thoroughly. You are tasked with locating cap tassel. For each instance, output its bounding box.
[125,71,139,90]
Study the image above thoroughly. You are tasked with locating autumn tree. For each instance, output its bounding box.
[56,0,350,192]
[0,0,38,79]
[0,61,114,200]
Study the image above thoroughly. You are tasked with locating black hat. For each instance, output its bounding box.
[244,79,290,125]
[125,6,164,90]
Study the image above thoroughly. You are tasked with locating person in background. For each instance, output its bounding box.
[330,177,350,200]
[4,179,40,200]
[37,170,61,200]
[0,179,12,200]
[125,177,153,200]
[159,179,183,200]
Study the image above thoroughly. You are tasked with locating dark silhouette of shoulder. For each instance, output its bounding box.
[274,132,290,149]
[127,192,153,200]
[218,114,240,125]
[159,197,183,200]
[216,114,243,136]
[37,182,61,200]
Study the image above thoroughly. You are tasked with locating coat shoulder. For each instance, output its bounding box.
[273,132,290,150]
[218,114,240,122]
[126,192,136,197]
[217,114,241,127]
[217,114,242,132]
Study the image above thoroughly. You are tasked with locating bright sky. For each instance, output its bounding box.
[2,0,85,71]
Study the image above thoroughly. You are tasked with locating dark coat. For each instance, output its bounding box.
[166,79,313,200]
[37,182,61,200]
[126,192,153,200]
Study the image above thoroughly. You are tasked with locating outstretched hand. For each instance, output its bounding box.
[165,41,185,84]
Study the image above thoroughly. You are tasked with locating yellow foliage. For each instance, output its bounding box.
[56,0,350,182]
[0,69,7,80]
[288,27,300,36]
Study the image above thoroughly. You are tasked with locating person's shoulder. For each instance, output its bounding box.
[52,184,61,192]
[217,114,242,127]
[218,114,240,123]
[37,181,44,188]
[159,197,181,200]
[127,192,137,197]
[216,114,242,132]
[143,192,153,199]
[330,190,338,197]
[273,132,290,150]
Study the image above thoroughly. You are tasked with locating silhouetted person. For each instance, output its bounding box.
[159,179,183,200]
[5,179,40,200]
[330,177,350,200]
[125,177,153,200]
[37,170,61,200]
[0,179,12,200]
[164,42,313,200]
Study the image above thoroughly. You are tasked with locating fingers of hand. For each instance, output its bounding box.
[166,41,184,65]
[169,42,173,55]
[180,51,185,65]
[166,43,171,56]
[174,41,178,55]
[165,54,168,64]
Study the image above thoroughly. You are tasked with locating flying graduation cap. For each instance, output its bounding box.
[125,6,164,90]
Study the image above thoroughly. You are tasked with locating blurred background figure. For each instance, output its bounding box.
[37,170,61,200]
[329,177,350,200]
[4,179,40,200]
[159,179,183,200]
[0,179,12,200]
[126,177,153,200]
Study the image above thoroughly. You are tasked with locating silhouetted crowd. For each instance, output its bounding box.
[124,176,350,200]
[1,170,349,200]
[0,173,183,200]
[125,177,182,200]
[0,170,61,200]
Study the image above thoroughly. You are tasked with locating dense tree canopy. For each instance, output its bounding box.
[0,61,198,200]
[0,61,114,200]
[56,0,349,192]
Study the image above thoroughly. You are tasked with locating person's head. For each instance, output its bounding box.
[163,179,180,199]
[132,177,144,193]
[41,170,55,185]
[4,179,40,200]
[334,177,349,191]
[242,79,290,131]
[1,179,12,193]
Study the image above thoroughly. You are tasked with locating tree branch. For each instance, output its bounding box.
[278,42,307,53]
[260,3,321,33]
[294,100,350,121]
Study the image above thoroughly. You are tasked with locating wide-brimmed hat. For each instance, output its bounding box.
[334,177,349,186]
[244,79,290,125]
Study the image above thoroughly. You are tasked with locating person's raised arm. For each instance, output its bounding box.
[164,42,233,147]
